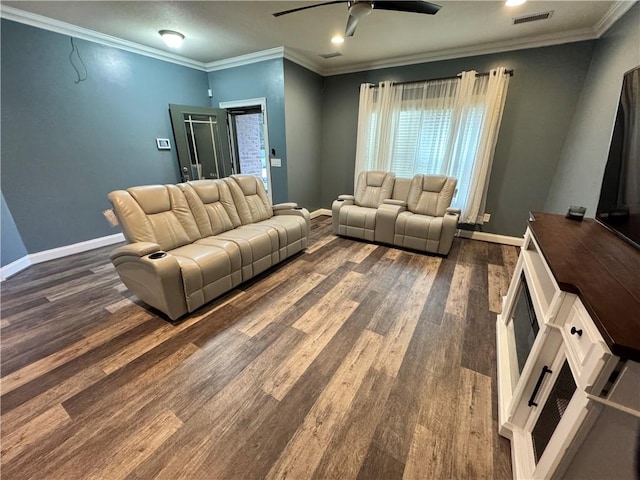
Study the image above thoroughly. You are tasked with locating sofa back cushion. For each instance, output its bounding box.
[407,175,457,217]
[109,184,202,251]
[392,178,412,202]
[225,175,273,224]
[179,180,242,236]
[355,171,395,208]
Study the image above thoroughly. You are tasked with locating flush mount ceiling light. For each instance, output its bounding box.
[505,0,526,6]
[159,30,185,48]
[331,35,345,44]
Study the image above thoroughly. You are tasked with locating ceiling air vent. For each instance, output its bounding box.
[513,11,553,25]
[319,52,342,59]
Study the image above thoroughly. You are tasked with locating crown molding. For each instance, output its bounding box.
[0,5,207,71]
[593,0,637,37]
[322,27,598,76]
[2,1,636,79]
[283,48,324,75]
[204,47,285,72]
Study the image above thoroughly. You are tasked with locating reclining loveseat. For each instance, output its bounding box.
[332,171,460,255]
[108,175,310,320]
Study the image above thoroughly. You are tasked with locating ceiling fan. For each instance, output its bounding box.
[272,1,442,37]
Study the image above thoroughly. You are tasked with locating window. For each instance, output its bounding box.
[355,69,510,223]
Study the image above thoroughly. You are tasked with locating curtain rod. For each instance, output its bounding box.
[371,69,514,87]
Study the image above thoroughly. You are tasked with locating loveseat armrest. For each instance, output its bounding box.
[109,244,187,320]
[274,206,311,234]
[332,196,355,234]
[273,202,298,211]
[110,242,162,261]
[446,207,461,217]
[438,208,461,255]
[375,203,407,245]
[383,199,407,208]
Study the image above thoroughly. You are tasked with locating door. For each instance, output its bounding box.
[220,98,272,202]
[168,104,233,182]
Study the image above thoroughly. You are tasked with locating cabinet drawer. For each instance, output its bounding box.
[562,298,613,392]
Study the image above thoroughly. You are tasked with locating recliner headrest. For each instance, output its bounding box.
[128,185,171,215]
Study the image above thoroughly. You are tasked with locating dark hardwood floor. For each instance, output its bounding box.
[0,216,516,479]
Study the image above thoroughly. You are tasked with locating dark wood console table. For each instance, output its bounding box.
[528,212,640,361]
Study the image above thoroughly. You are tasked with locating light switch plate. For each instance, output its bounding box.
[483,213,491,222]
[270,158,282,167]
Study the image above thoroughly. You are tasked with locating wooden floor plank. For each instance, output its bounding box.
[0,220,511,480]
[265,329,383,480]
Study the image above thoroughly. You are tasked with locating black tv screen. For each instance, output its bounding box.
[596,65,640,249]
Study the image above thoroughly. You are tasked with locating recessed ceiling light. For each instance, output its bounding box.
[505,0,526,6]
[331,35,345,44]
[159,30,185,48]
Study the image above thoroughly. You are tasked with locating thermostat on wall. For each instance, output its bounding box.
[156,138,171,150]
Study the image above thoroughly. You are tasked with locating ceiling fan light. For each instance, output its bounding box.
[349,2,372,19]
[159,30,185,48]
[331,35,345,44]
[505,0,526,6]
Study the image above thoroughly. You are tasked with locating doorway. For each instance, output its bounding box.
[220,98,272,202]
[168,104,233,182]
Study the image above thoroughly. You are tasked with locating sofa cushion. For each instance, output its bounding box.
[180,180,242,236]
[169,243,240,311]
[407,175,457,217]
[109,185,202,251]
[394,211,444,253]
[225,175,273,224]
[354,171,395,208]
[254,215,308,260]
[214,226,279,281]
[337,205,377,242]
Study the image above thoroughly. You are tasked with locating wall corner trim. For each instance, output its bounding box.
[593,0,638,37]
[0,232,125,282]
[0,255,32,282]
[456,230,524,247]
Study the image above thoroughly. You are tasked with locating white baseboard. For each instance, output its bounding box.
[310,208,332,219]
[0,255,32,282]
[1,233,125,282]
[457,229,524,247]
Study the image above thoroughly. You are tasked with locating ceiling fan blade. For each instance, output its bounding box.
[371,0,441,15]
[273,1,347,17]
[345,14,359,37]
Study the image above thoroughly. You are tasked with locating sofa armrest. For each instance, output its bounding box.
[446,207,461,217]
[274,206,311,234]
[438,208,460,255]
[383,199,407,208]
[110,242,162,261]
[110,245,187,320]
[273,202,298,211]
[375,203,406,245]
[332,196,354,235]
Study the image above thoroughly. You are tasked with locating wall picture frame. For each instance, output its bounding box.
[156,138,171,150]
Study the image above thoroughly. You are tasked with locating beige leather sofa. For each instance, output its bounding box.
[333,172,460,255]
[108,175,310,320]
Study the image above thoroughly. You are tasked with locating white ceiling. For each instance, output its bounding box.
[2,1,636,75]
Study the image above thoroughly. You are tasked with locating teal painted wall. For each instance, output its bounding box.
[545,4,640,217]
[207,60,289,204]
[320,42,596,238]
[1,192,28,267]
[284,60,324,211]
[1,19,210,253]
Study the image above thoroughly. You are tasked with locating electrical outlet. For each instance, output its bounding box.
[483,213,491,223]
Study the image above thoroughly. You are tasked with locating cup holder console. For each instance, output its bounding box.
[149,252,167,260]
[294,207,303,210]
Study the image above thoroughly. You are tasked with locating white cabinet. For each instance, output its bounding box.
[497,226,640,479]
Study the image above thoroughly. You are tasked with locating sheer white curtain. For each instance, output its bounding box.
[353,67,510,224]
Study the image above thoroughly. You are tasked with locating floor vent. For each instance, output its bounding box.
[513,11,553,25]
[319,52,342,59]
